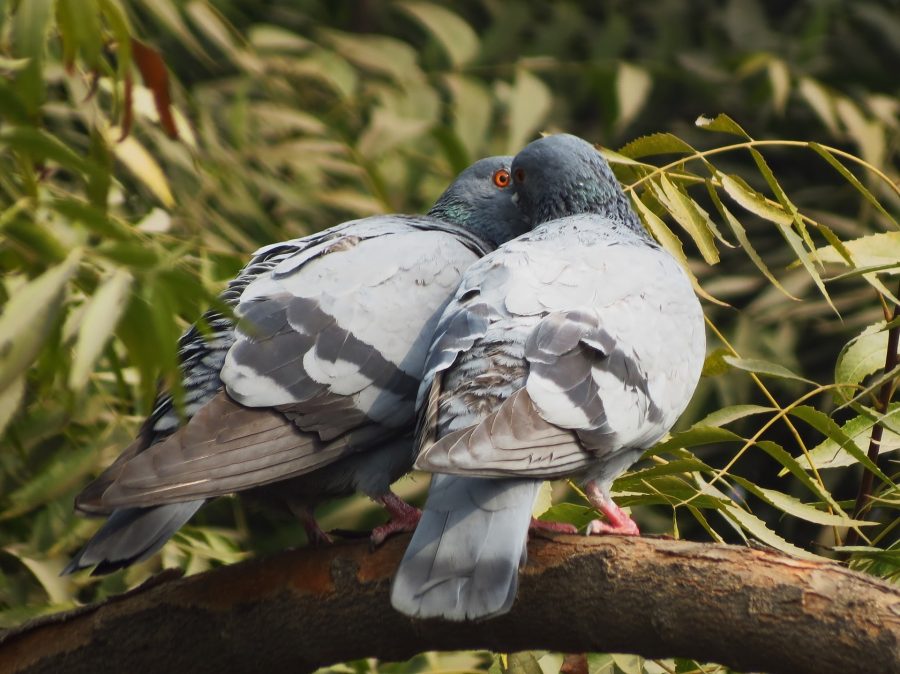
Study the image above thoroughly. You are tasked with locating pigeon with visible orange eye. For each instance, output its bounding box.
[64,156,528,575]
[392,134,705,621]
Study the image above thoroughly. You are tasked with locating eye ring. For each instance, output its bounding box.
[492,168,511,188]
[514,168,525,183]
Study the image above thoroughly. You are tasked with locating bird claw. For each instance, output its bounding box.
[585,517,640,536]
[529,518,578,535]
[370,492,422,548]
[369,510,421,548]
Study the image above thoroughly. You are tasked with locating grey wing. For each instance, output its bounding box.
[87,220,482,508]
[75,240,311,514]
[415,240,705,478]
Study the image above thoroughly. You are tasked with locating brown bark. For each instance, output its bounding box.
[0,535,897,674]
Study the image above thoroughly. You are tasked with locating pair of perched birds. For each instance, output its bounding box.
[65,133,705,621]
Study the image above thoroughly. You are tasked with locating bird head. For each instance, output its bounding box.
[510,134,642,233]
[427,156,530,247]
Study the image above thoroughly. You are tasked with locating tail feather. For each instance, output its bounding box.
[62,501,203,576]
[391,475,539,621]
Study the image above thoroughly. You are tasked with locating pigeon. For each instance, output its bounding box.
[391,134,705,621]
[63,155,528,575]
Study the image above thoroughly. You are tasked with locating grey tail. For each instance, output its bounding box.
[391,475,540,621]
[62,501,203,576]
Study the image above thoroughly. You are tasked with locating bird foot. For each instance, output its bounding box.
[529,518,578,534]
[303,518,334,547]
[291,504,334,547]
[584,481,640,536]
[585,517,640,536]
[370,492,422,547]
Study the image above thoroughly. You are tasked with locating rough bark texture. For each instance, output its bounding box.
[0,535,897,674]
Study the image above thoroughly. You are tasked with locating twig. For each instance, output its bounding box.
[845,279,900,545]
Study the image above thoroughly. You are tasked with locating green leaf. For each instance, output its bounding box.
[397,2,478,67]
[748,148,815,253]
[324,30,422,83]
[699,477,827,561]
[507,653,544,674]
[615,61,652,131]
[701,347,731,377]
[0,374,25,437]
[0,127,88,175]
[799,78,839,134]
[722,355,814,383]
[803,404,900,471]
[114,135,175,207]
[507,68,551,154]
[0,250,82,393]
[813,232,900,273]
[787,406,893,487]
[706,179,796,299]
[538,502,597,530]
[443,74,492,162]
[729,475,873,528]
[835,322,890,394]
[695,404,775,428]
[649,425,744,456]
[11,0,54,114]
[718,172,791,226]
[630,193,726,306]
[654,174,719,264]
[531,481,552,518]
[808,143,897,227]
[0,444,97,520]
[57,0,102,69]
[694,113,751,139]
[617,132,694,159]
[69,269,133,390]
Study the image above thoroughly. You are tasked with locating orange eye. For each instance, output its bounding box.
[492,168,511,188]
[514,168,525,183]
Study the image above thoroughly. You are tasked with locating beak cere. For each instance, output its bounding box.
[511,193,519,204]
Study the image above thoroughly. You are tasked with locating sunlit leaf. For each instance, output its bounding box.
[616,61,652,131]
[722,356,814,383]
[813,232,900,273]
[0,444,96,520]
[808,143,898,228]
[0,250,81,393]
[788,406,893,486]
[706,179,796,298]
[507,68,551,154]
[835,97,886,168]
[398,2,478,67]
[695,404,774,428]
[699,478,826,561]
[113,134,175,207]
[69,269,133,390]
[0,127,88,175]
[0,375,26,438]
[767,58,790,114]
[630,193,726,306]
[654,174,719,264]
[799,77,839,134]
[618,133,694,159]
[836,322,890,394]
[11,0,53,113]
[444,74,493,162]
[803,404,900,471]
[695,113,751,139]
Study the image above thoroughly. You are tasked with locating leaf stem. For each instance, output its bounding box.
[622,140,900,200]
[845,279,900,545]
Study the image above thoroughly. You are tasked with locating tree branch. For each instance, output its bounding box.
[1,535,897,674]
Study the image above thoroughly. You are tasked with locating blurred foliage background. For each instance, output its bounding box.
[0,1,898,672]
